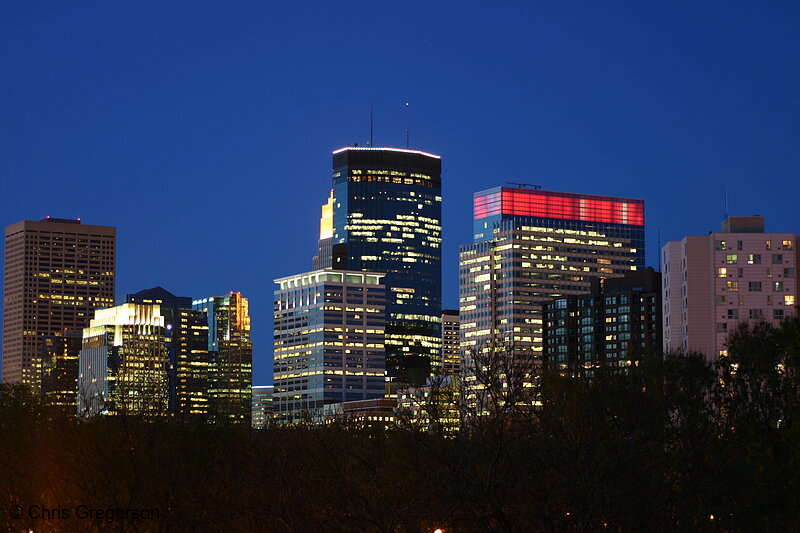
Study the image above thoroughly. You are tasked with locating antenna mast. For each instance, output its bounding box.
[369,104,374,147]
[405,102,410,148]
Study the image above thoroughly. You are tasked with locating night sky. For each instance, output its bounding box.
[2,2,799,385]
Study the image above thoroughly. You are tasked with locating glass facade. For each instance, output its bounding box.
[78,304,169,418]
[328,147,442,385]
[542,269,662,378]
[127,287,210,418]
[460,187,646,368]
[192,292,253,425]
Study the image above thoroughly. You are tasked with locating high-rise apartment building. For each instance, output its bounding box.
[459,187,645,365]
[543,268,662,378]
[3,218,115,393]
[192,292,252,424]
[78,303,169,417]
[440,309,461,375]
[662,216,798,360]
[127,287,209,418]
[318,147,442,385]
[273,269,386,424]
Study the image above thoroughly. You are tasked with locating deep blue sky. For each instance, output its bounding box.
[2,2,799,385]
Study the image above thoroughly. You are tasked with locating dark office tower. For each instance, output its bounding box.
[543,268,662,378]
[126,287,209,418]
[460,187,645,367]
[440,310,461,375]
[41,328,82,415]
[3,218,116,393]
[192,292,252,425]
[328,147,442,385]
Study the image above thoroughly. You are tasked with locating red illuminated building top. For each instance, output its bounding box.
[474,187,644,226]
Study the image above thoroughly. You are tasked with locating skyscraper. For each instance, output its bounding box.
[3,217,116,393]
[41,328,83,415]
[460,187,645,366]
[251,385,274,429]
[273,269,386,424]
[543,268,662,378]
[78,303,169,417]
[321,147,442,385]
[126,287,209,418]
[662,216,798,360]
[192,292,252,424]
[440,310,461,375]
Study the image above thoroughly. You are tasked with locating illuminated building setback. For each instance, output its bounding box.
[78,304,170,417]
[3,218,116,393]
[662,216,798,360]
[273,270,386,425]
[327,147,442,385]
[192,292,253,424]
[459,187,645,367]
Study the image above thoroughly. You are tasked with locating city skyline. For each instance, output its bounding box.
[3,3,800,386]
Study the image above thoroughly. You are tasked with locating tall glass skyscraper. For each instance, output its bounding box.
[460,186,645,366]
[320,147,442,385]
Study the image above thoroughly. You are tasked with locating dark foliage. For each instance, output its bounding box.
[2,315,800,532]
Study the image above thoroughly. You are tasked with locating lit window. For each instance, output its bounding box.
[726,281,738,292]
[726,254,738,264]
[785,295,796,306]
[773,282,784,292]
[716,240,727,251]
[782,240,793,250]
[747,254,761,265]
[716,267,727,278]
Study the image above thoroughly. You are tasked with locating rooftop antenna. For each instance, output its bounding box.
[405,102,410,148]
[369,104,374,147]
[506,181,542,189]
[724,185,729,221]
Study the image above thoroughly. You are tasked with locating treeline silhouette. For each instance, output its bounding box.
[2,315,800,532]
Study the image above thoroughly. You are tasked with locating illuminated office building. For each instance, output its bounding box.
[192,292,252,424]
[3,218,115,393]
[321,147,442,385]
[543,268,661,378]
[662,216,798,361]
[127,287,209,418]
[459,187,645,366]
[78,304,169,417]
[41,328,83,415]
[251,385,274,429]
[273,269,386,424]
[440,309,461,375]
